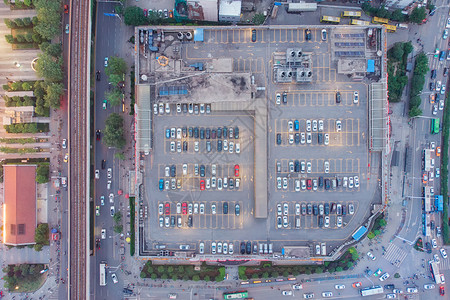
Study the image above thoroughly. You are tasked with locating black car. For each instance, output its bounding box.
[307,203,312,215]
[229,178,234,189]
[431,69,437,79]
[206,128,210,139]
[282,92,287,104]
[318,133,323,144]
[305,29,311,40]
[189,127,193,137]
[235,204,240,216]
[223,202,228,214]
[318,176,323,187]
[246,241,251,254]
[325,178,330,190]
[188,215,193,227]
[430,82,435,91]
[200,128,205,139]
[170,165,176,177]
[436,93,441,101]
[318,215,324,227]
[194,127,199,138]
[96,71,101,81]
[294,160,300,172]
[251,29,256,42]
[211,129,216,139]
[240,242,246,254]
[101,159,106,169]
[200,165,205,177]
[217,127,222,138]
[217,140,223,151]
[430,220,435,230]
[123,288,133,295]
[183,141,188,152]
[444,67,449,77]
[223,127,228,138]
[276,133,282,145]
[336,91,341,103]
[342,205,347,216]
[234,127,239,139]
[301,204,307,215]
[170,216,175,227]
[294,133,300,144]
[96,130,101,141]
[425,242,432,254]
[324,203,330,215]
[313,204,318,216]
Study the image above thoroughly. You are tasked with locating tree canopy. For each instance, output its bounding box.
[105,56,127,77]
[103,113,126,149]
[410,7,427,24]
[35,52,63,82]
[33,0,62,40]
[124,6,147,26]
[105,88,122,106]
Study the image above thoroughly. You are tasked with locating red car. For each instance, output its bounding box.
[64,4,69,14]
[306,179,312,190]
[200,180,205,190]
[164,203,170,215]
[143,8,148,16]
[440,286,445,296]
[234,164,239,177]
[182,202,187,215]
[352,282,361,288]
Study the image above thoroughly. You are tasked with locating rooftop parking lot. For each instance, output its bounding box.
[136,26,384,259]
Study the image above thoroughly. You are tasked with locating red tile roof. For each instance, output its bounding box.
[3,165,37,245]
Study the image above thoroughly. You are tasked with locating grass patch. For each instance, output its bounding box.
[0,138,37,144]
[11,43,38,49]
[4,123,49,133]
[140,261,224,282]
[441,94,450,244]
[130,197,135,256]
[0,147,39,154]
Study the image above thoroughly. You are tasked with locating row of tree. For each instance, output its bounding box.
[36,164,49,184]
[103,113,126,149]
[34,223,49,251]
[409,52,429,117]
[3,95,36,107]
[239,248,359,280]
[113,211,123,233]
[4,17,36,28]
[362,4,427,24]
[387,42,412,103]
[4,123,49,133]
[140,262,225,282]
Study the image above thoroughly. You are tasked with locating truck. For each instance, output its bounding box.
[271,5,279,19]
[287,3,317,13]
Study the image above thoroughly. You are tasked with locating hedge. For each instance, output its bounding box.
[140,261,224,282]
[129,197,135,256]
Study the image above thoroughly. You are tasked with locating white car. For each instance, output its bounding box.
[159,217,163,227]
[336,216,342,227]
[62,139,67,149]
[200,203,205,214]
[348,177,354,188]
[406,287,418,293]
[324,216,330,228]
[283,203,289,215]
[432,239,437,248]
[107,168,112,179]
[336,120,342,132]
[353,91,359,103]
[223,242,228,254]
[101,228,106,239]
[289,134,294,145]
[176,103,181,113]
[447,17,450,28]
[194,203,199,214]
[188,203,193,214]
[440,248,448,258]
[306,120,311,132]
[235,143,240,153]
[104,57,109,67]
[229,141,234,153]
[434,254,440,263]
[354,176,359,188]
[312,120,317,132]
[170,141,175,152]
[109,193,114,203]
[293,284,303,290]
[335,284,345,290]
[211,204,216,214]
[424,284,435,290]
[111,273,118,284]
[165,103,170,114]
[379,272,390,281]
[159,103,164,114]
[194,141,199,152]
[283,215,288,228]
[182,164,187,175]
[324,133,329,145]
[306,162,312,173]
[277,204,282,215]
[437,81,442,92]
[176,203,181,214]
[229,243,234,254]
[322,292,332,298]
[349,204,355,215]
[277,177,282,190]
[199,242,204,254]
[306,132,312,144]
[318,120,324,131]
[295,203,300,215]
[283,177,288,190]
[211,242,216,254]
[95,169,100,179]
[107,180,111,190]
[282,290,293,296]
[324,161,329,173]
[217,242,222,254]
[276,93,281,105]
[288,121,293,132]
[367,251,376,260]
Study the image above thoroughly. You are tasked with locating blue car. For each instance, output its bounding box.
[439,50,446,61]
[159,179,164,191]
[165,129,170,139]
[294,120,299,131]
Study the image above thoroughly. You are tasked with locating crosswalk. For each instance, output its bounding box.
[383,243,408,267]
[437,256,450,270]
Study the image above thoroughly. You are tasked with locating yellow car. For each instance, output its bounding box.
[64,153,69,163]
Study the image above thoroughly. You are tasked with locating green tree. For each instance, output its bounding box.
[23,17,31,26]
[108,73,123,87]
[4,19,13,28]
[335,267,343,272]
[103,113,126,149]
[378,218,387,227]
[124,6,147,26]
[315,267,324,274]
[35,52,63,82]
[204,275,210,282]
[24,0,32,6]
[414,53,429,75]
[45,43,62,57]
[34,223,49,246]
[45,83,64,108]
[14,18,24,27]
[167,266,174,273]
[388,43,404,61]
[161,273,168,280]
[32,16,38,25]
[251,273,259,279]
[409,106,422,117]
[151,273,157,279]
[105,56,127,77]
[192,275,200,281]
[410,7,426,24]
[113,211,122,223]
[113,225,123,233]
[22,82,32,91]
[177,266,184,273]
[36,165,49,183]
[115,152,125,160]
[252,13,265,25]
[391,9,405,22]
[157,266,165,273]
[105,88,123,106]
[5,34,14,43]
[171,274,178,281]
[403,42,413,55]
[33,0,61,40]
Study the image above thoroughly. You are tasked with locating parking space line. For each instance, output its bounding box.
[270,30,277,43]
[280,29,288,43]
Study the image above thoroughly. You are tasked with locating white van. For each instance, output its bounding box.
[321,243,326,256]
[296,217,301,228]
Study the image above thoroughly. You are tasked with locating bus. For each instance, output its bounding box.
[99,262,107,286]
[360,286,384,296]
[430,261,442,284]
[372,16,389,24]
[350,19,370,26]
[341,11,361,18]
[223,291,249,299]
[431,118,440,134]
[384,24,397,32]
[320,16,340,24]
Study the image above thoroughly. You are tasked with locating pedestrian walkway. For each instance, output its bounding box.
[382,242,408,267]
[436,257,450,270]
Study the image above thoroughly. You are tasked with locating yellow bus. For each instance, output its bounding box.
[350,19,370,26]
[372,16,389,24]
[320,16,340,24]
[341,11,361,18]
[384,24,397,32]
